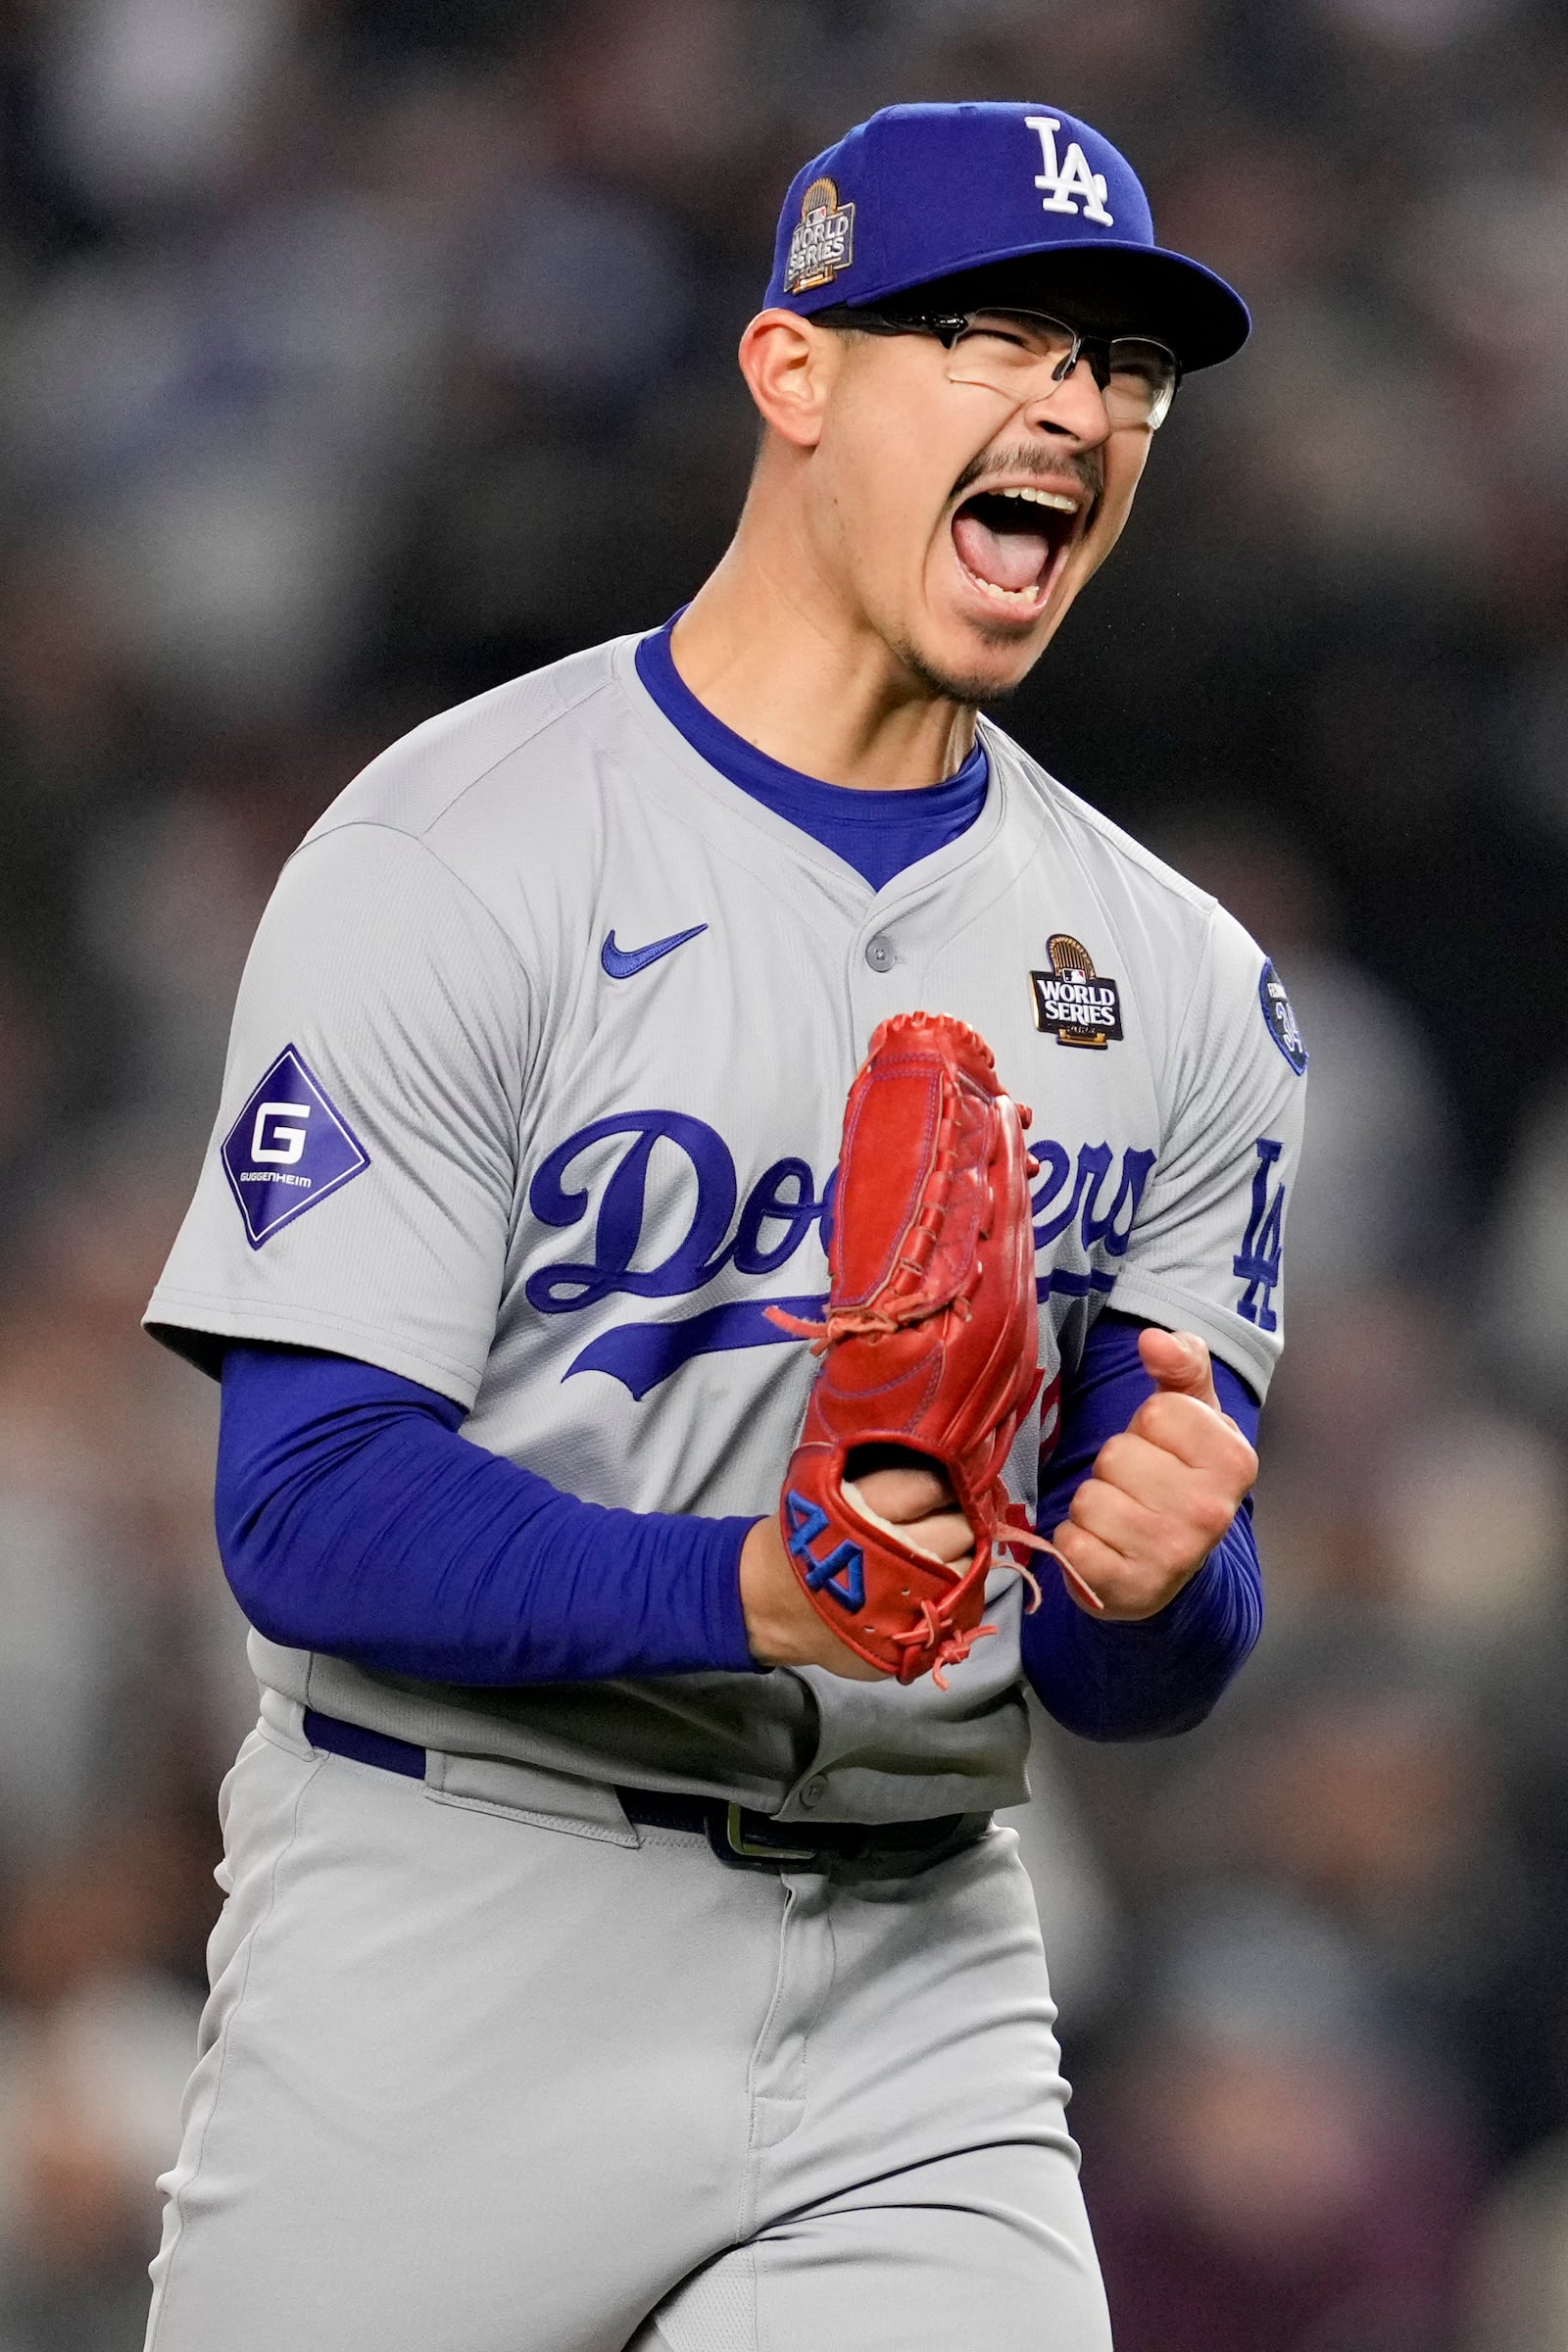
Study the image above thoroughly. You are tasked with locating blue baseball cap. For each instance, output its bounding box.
[764,102,1249,372]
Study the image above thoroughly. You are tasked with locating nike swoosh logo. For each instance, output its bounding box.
[601,923,708,980]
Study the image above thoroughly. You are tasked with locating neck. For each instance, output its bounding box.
[669,498,978,793]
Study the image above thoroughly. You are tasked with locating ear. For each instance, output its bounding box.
[737,309,838,451]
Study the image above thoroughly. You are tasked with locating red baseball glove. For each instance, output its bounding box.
[768,1011,1097,1687]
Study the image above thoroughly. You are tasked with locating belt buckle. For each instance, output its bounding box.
[714,1802,821,1868]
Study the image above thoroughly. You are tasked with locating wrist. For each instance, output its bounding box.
[740,1512,886,1681]
[741,1513,813,1665]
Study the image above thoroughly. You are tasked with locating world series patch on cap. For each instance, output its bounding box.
[765,101,1250,373]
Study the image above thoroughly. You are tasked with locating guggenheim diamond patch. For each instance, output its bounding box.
[220,1045,369,1248]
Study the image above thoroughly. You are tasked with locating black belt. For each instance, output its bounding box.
[615,1786,973,1870]
[304,1711,975,1873]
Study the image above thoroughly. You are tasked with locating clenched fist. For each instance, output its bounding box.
[1049,1327,1256,1622]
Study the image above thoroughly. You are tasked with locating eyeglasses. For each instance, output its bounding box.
[820,306,1181,431]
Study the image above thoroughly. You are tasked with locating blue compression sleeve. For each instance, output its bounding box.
[1021,1311,1264,1741]
[216,1345,760,1684]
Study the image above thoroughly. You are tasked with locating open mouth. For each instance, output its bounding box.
[951,485,1083,612]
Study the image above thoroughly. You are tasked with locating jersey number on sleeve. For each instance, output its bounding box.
[1233,1137,1286,1332]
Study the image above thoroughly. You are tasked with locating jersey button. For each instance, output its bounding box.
[800,1775,829,1808]
[864,934,896,972]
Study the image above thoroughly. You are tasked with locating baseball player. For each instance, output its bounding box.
[141,102,1305,2352]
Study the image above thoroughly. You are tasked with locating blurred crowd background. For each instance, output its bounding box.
[0,0,1566,2345]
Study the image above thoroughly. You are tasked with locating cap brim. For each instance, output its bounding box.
[840,241,1250,373]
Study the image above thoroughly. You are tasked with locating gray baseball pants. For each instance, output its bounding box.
[143,1693,1112,2351]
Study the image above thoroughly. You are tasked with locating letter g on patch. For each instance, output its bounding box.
[220,1045,369,1247]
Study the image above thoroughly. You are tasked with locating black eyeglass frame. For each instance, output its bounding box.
[812,304,1184,429]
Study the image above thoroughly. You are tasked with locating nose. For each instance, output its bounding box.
[1023,354,1113,448]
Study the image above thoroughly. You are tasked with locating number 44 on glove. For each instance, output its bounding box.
[767,1011,1099,1688]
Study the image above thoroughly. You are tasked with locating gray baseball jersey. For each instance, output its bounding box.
[146,631,1306,1822]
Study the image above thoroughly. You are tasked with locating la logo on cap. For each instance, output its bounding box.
[1026,116,1114,227]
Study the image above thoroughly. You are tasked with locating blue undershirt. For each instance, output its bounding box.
[216,1315,1261,1741]
[634,619,990,891]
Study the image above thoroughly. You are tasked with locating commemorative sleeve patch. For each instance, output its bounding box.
[1257,959,1308,1075]
[220,1044,370,1248]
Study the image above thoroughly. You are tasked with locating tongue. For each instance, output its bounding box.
[953,509,1051,592]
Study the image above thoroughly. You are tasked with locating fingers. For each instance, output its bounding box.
[1123,1389,1259,1483]
[903,1507,974,1567]
[1090,1423,1255,1521]
[1052,1506,1227,1623]
[1050,1518,1165,1622]
[1066,1463,1234,1568]
[1137,1325,1223,1413]
[849,1467,974,1565]
[853,1460,957,1526]
[1088,1428,1201,1517]
[850,1458,972,1567]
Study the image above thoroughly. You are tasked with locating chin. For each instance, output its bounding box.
[895,615,1055,707]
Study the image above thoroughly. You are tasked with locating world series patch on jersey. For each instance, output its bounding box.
[145,633,1306,1824]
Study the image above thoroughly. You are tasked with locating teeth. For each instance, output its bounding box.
[998,486,1079,512]
[965,570,1044,604]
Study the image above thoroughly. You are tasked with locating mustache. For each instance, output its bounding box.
[950,444,1103,511]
